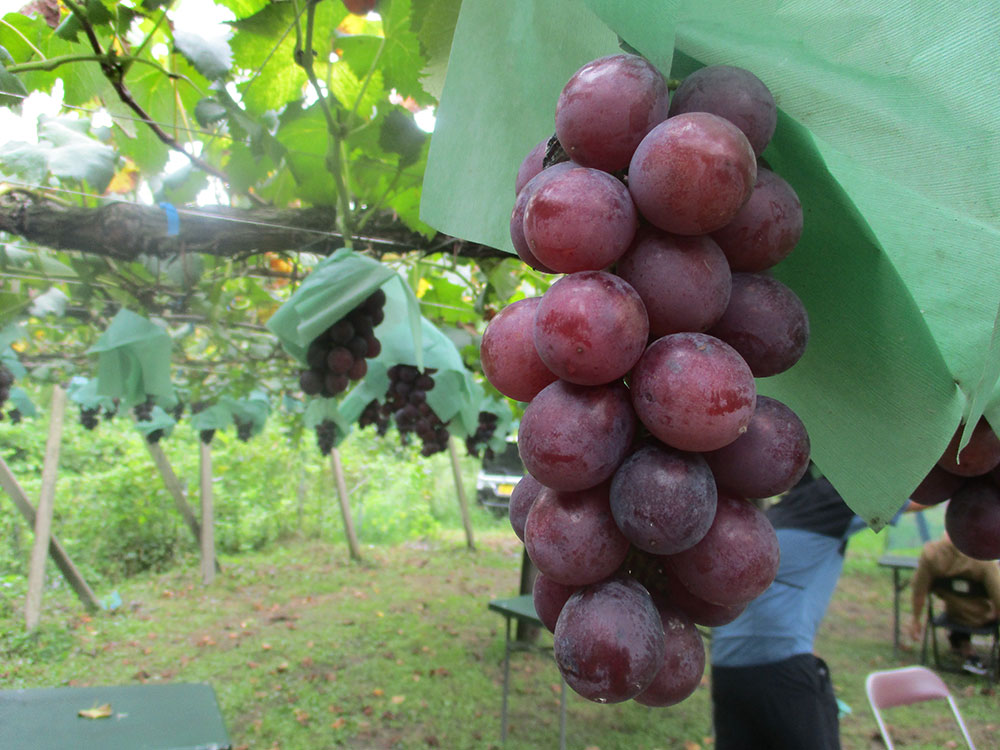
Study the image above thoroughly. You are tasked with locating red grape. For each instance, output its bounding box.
[524,482,630,586]
[533,572,579,633]
[554,577,665,703]
[533,271,649,385]
[944,478,1000,560]
[614,225,732,336]
[666,492,780,607]
[609,442,717,554]
[703,395,811,499]
[515,138,548,194]
[523,166,637,273]
[555,53,669,173]
[630,332,756,452]
[509,473,544,542]
[633,602,705,707]
[911,465,967,506]
[518,379,636,491]
[510,161,576,272]
[711,168,803,272]
[667,65,777,156]
[936,417,1000,477]
[707,272,809,377]
[480,297,558,402]
[628,112,757,235]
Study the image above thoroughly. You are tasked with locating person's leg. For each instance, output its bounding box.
[711,665,768,750]
[949,631,974,657]
[756,654,841,750]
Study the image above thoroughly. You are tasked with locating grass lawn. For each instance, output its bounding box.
[1,528,996,749]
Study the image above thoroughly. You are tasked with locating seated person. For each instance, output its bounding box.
[909,531,1000,674]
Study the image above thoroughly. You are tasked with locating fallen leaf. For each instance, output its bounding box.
[373,688,384,697]
[684,742,702,750]
[391,695,405,704]
[331,718,346,729]
[78,703,112,719]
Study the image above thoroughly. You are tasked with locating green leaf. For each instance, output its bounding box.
[173,29,233,80]
[54,0,112,42]
[38,116,117,191]
[0,44,28,108]
[215,0,269,18]
[275,109,337,205]
[411,0,462,99]
[230,3,307,115]
[28,287,69,317]
[379,0,432,105]
[194,97,228,126]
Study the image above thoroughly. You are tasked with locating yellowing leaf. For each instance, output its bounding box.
[105,164,140,195]
[78,703,112,719]
[416,277,431,298]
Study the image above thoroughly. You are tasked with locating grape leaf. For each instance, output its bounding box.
[411,0,462,99]
[174,29,233,81]
[378,108,427,167]
[0,45,29,108]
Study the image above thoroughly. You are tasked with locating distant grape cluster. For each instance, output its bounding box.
[486,55,814,707]
[132,396,164,444]
[233,415,254,442]
[381,365,450,457]
[315,418,340,456]
[0,363,14,421]
[357,399,391,436]
[80,406,101,431]
[465,411,499,459]
[299,289,386,399]
[190,402,215,445]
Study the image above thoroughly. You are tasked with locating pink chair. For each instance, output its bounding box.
[865,666,976,750]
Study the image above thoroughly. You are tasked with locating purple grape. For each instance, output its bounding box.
[945,478,1000,560]
[533,271,649,386]
[523,166,638,273]
[554,53,669,173]
[533,572,580,634]
[554,577,665,703]
[510,161,577,273]
[524,482,630,586]
[666,492,780,608]
[609,443,717,555]
[668,65,777,156]
[509,473,544,542]
[515,138,548,194]
[711,168,803,272]
[703,395,811,499]
[632,601,705,707]
[518,379,636,491]
[480,297,558,402]
[628,112,757,235]
[910,466,967,507]
[707,272,809,377]
[630,332,756,452]
[936,418,1000,477]
[614,225,732,337]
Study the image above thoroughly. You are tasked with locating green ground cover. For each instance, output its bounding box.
[1,527,996,750]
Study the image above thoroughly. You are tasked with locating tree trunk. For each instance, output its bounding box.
[25,385,66,630]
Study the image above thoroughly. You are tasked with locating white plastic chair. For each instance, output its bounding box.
[865,666,976,750]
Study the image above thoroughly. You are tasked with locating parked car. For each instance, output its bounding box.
[476,439,524,515]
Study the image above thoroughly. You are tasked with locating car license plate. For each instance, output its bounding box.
[498,484,515,497]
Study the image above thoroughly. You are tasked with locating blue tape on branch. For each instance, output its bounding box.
[159,202,180,236]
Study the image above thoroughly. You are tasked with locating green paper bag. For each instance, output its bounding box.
[222,390,271,439]
[266,248,424,369]
[132,405,176,440]
[67,375,117,412]
[419,0,1000,527]
[0,323,26,379]
[87,309,174,408]
[7,386,36,418]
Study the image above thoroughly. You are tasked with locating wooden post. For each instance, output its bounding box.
[448,436,476,551]
[0,456,99,611]
[146,440,220,573]
[199,440,215,585]
[329,447,362,561]
[25,385,67,629]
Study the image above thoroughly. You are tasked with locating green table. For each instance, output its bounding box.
[878,554,919,657]
[489,595,566,750]
[0,682,231,750]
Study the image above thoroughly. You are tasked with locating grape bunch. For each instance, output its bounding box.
[190,402,216,445]
[0,363,14,421]
[911,418,1000,560]
[7,408,21,424]
[132,396,165,444]
[80,406,101,431]
[465,411,499,459]
[298,289,386,399]
[381,365,450,457]
[486,55,814,707]
[233,415,254,442]
[357,399,391,436]
[315,418,340,456]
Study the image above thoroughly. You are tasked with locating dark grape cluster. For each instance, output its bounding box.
[233,415,254,442]
[315,419,340,456]
[171,400,185,422]
[299,289,386,399]
[380,365,450,457]
[7,409,21,424]
[465,411,499,459]
[190,401,215,445]
[0,363,14,421]
[357,399,390,436]
[80,406,101,431]
[486,55,815,708]
[133,396,155,422]
[104,399,119,421]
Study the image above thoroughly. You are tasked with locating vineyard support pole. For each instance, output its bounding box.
[145,441,220,573]
[25,385,67,629]
[329,447,362,562]
[448,436,476,551]
[0,456,99,612]
[199,441,215,585]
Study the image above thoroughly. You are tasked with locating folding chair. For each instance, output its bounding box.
[920,576,1000,682]
[865,666,976,750]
